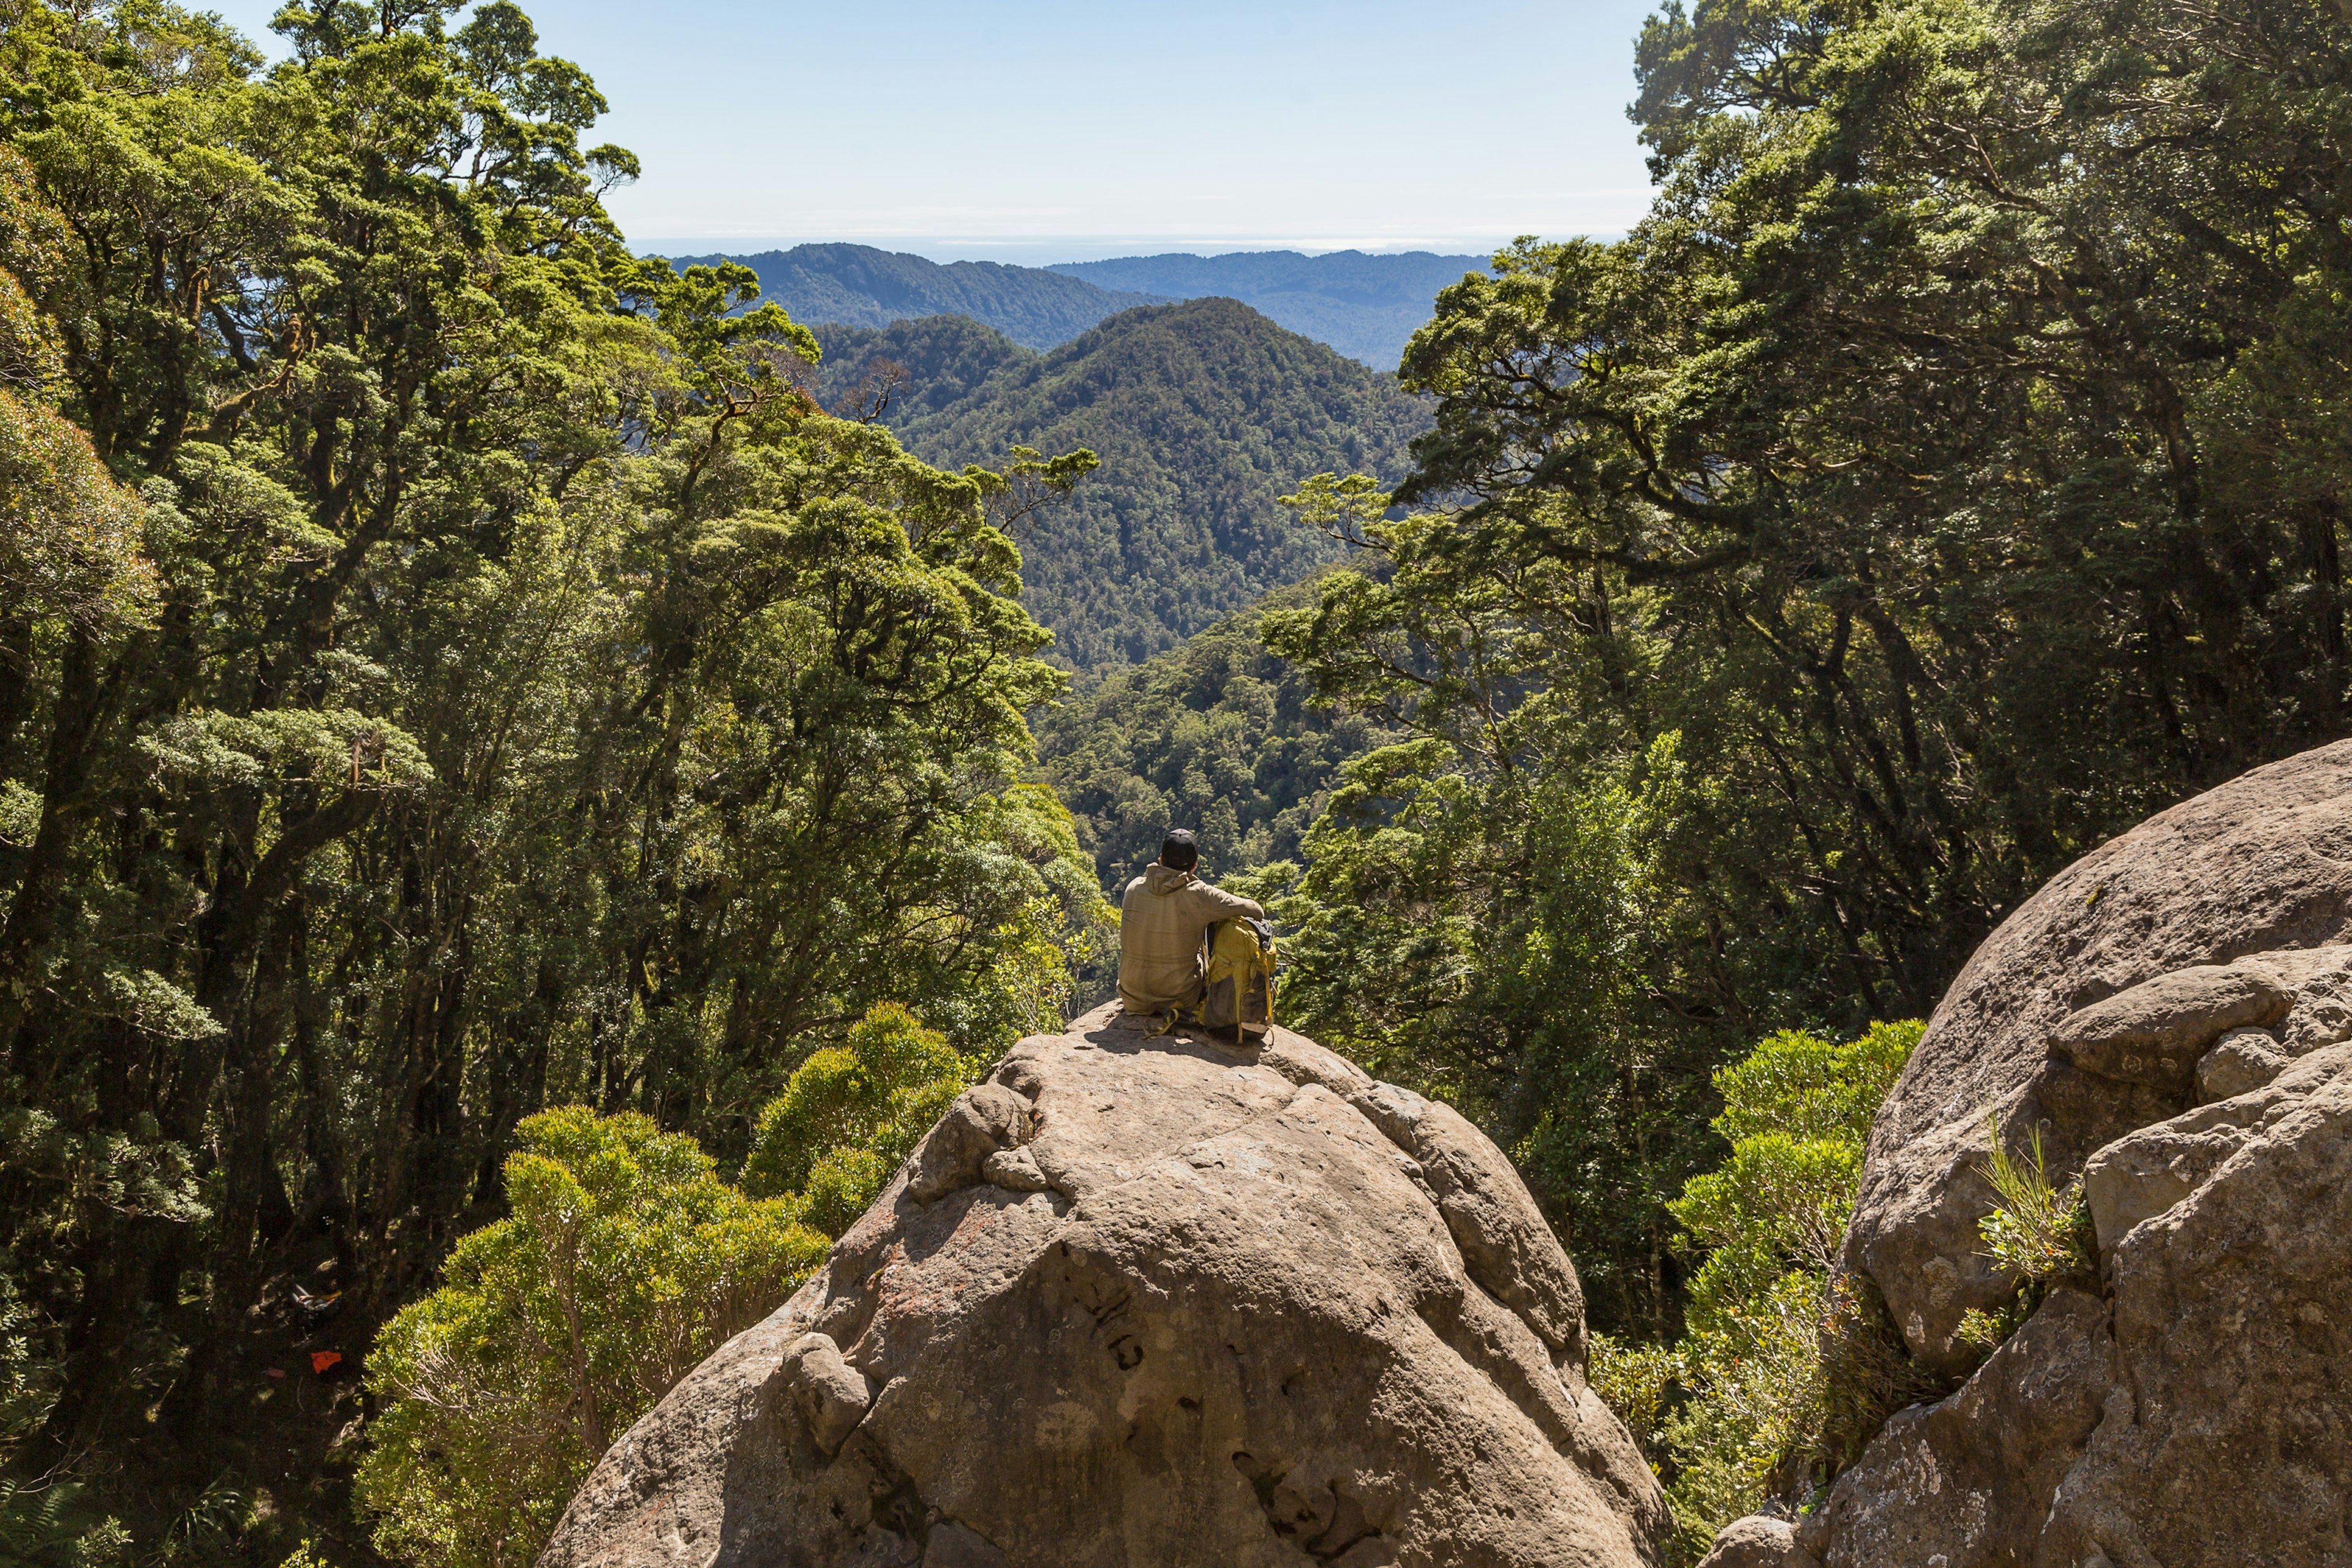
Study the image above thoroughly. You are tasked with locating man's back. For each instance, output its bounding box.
[1119,864,1264,1014]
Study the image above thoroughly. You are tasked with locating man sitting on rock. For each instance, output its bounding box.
[1119,829,1265,1021]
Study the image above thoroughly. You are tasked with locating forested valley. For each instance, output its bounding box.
[3,0,2349,1562]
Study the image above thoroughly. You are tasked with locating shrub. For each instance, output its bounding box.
[743,1003,976,1235]
[1808,1269,1948,1478]
[357,1110,826,1568]
[1586,1333,1679,1460]
[1957,1119,2098,1352]
[1640,1020,1924,1559]
[361,999,987,1568]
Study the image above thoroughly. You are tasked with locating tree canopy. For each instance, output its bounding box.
[0,1,1099,1558]
[1264,0,2352,1337]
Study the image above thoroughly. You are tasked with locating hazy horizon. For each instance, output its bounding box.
[638,238,1579,267]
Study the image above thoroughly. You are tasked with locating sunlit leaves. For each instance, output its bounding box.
[357,1108,824,1568]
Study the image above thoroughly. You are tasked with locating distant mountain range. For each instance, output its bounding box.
[1050,252,1488,368]
[665,243,1167,350]
[810,301,1430,669]
[671,243,1490,368]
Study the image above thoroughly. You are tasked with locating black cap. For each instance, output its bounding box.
[1159,829,1198,870]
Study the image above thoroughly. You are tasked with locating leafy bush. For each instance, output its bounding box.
[1807,1269,1949,1482]
[357,1111,826,1568]
[1629,1021,1923,1559]
[1957,1120,2098,1352]
[742,1003,977,1236]
[360,1002,983,1567]
[1586,1333,1679,1459]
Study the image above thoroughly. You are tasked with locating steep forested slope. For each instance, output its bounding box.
[1032,575,1398,891]
[665,243,1164,349]
[807,314,1033,423]
[876,299,1431,668]
[1049,251,1488,366]
[1253,0,2352,1355]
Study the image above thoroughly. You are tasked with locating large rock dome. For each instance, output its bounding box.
[538,1005,1666,1568]
[1709,738,2352,1567]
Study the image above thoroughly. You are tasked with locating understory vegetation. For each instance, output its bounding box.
[1589,1022,1926,1558]
[3,0,2350,1561]
[357,1004,972,1568]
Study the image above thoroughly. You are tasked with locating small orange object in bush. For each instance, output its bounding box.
[265,1368,287,1380]
[311,1351,342,1375]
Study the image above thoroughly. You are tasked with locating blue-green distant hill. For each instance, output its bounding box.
[1049,251,1489,368]
[665,243,1168,351]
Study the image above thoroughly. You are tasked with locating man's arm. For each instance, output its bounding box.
[1183,881,1264,923]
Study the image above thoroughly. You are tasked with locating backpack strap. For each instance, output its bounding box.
[1144,1005,1200,1038]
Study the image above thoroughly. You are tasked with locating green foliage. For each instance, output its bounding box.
[1260,724,1716,1333]
[811,316,1033,425]
[1977,1123,2092,1286]
[887,298,1432,669]
[0,1262,90,1567]
[10,0,2352,1557]
[0,141,153,642]
[1265,0,2352,1346]
[359,1001,989,1568]
[1805,1270,1951,1491]
[1586,1332,1679,1460]
[1035,573,1400,899]
[695,244,1499,368]
[1959,1120,2098,1351]
[744,1003,975,1235]
[0,0,1103,1555]
[1608,1022,1921,1559]
[357,1109,826,1568]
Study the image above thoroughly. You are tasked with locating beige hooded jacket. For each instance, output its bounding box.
[1117,864,1265,1014]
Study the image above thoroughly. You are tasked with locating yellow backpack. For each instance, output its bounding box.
[1199,918,1276,1041]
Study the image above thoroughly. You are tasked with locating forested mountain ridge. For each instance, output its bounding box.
[663,243,1168,350]
[841,300,1433,669]
[666,243,1490,367]
[1049,250,1489,366]
[805,314,1032,424]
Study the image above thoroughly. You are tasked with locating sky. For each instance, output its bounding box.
[201,0,1665,264]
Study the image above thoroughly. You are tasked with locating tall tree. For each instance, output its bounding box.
[1265,0,2352,1335]
[0,2,1099,1556]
